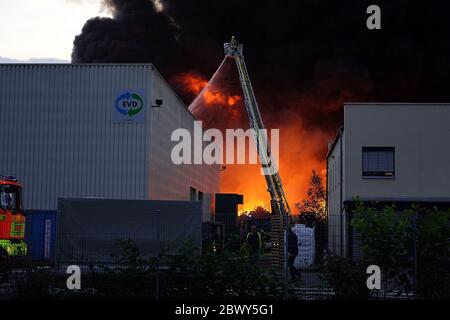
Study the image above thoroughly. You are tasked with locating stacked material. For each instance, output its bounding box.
[293,224,315,269]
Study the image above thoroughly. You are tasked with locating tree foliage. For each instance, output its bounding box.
[296,170,326,224]
[320,255,369,300]
[351,200,450,299]
[239,206,271,222]
[415,207,450,299]
[351,201,413,296]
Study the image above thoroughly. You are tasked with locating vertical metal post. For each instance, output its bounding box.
[412,212,418,300]
[155,209,160,300]
[25,211,33,278]
[284,222,289,295]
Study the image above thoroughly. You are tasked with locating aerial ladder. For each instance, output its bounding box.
[224,37,291,269]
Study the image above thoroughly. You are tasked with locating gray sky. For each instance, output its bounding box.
[0,0,110,62]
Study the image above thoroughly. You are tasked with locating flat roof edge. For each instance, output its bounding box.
[0,63,155,67]
[344,102,450,106]
[344,197,450,203]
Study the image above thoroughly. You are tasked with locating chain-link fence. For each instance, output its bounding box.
[1,208,449,300]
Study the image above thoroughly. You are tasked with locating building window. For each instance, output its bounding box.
[362,147,395,177]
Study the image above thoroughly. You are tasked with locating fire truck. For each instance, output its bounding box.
[0,176,26,256]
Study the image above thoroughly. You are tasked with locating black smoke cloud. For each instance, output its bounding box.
[73,0,450,136]
[72,0,183,74]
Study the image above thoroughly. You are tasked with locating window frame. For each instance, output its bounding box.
[362,146,395,178]
[0,185,23,211]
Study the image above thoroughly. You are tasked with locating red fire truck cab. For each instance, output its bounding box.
[0,176,26,256]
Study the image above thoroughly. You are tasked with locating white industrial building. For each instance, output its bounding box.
[327,103,450,257]
[0,64,220,220]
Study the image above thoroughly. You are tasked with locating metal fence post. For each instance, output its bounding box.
[155,209,160,300]
[412,212,418,300]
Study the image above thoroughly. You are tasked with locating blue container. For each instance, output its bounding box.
[25,210,57,261]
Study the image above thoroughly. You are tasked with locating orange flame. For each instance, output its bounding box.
[238,202,269,215]
[173,72,241,107]
[174,72,208,96]
[173,71,330,216]
[203,89,241,106]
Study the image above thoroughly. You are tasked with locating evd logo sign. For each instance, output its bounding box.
[113,89,145,123]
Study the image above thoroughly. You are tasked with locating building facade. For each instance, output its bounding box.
[327,103,450,257]
[0,64,220,220]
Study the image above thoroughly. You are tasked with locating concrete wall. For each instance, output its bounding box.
[344,103,450,201]
[327,103,450,257]
[327,129,344,255]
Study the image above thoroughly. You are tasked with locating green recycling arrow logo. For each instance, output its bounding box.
[115,92,144,117]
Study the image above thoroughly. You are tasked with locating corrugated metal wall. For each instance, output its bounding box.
[148,70,221,220]
[0,63,220,215]
[0,64,151,209]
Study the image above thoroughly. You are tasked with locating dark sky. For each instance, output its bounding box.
[72,0,450,134]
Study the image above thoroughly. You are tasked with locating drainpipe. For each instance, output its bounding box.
[339,127,344,257]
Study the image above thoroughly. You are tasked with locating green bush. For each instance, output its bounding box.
[416,207,450,299]
[320,255,369,300]
[351,201,413,296]
[350,200,450,299]
[15,269,55,299]
[161,240,283,299]
[78,238,284,299]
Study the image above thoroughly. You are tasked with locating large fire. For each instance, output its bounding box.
[172,58,329,215]
[174,72,208,95]
[173,72,241,107]
[204,89,241,106]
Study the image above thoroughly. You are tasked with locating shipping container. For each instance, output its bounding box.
[24,210,57,261]
[0,64,220,220]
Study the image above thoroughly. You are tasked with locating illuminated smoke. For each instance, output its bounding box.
[73,0,450,212]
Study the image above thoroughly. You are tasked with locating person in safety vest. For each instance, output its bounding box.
[246,225,262,265]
